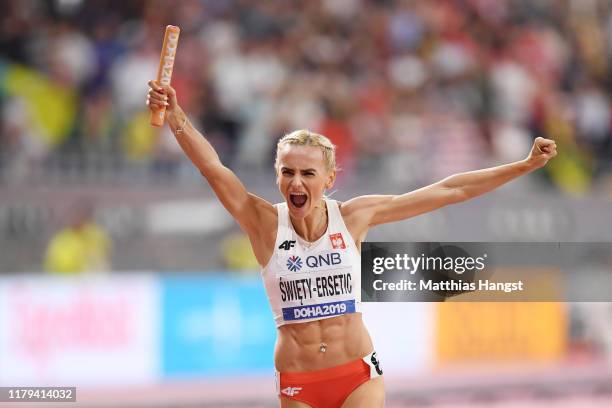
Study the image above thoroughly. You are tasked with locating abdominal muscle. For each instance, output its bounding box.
[274,312,373,372]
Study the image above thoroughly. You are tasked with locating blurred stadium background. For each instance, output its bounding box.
[1,0,612,406]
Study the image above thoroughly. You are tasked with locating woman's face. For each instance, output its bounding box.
[277,144,335,219]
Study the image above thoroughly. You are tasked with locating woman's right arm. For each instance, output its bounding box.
[146,80,274,240]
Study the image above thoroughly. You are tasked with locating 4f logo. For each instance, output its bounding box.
[279,240,296,250]
[329,233,346,249]
[286,255,303,272]
[371,352,383,375]
[281,386,302,397]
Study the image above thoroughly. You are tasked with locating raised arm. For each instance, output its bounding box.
[146,80,273,236]
[343,137,557,239]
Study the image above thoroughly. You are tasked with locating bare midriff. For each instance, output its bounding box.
[274,312,373,372]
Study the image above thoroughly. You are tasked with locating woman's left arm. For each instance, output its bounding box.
[343,137,557,230]
[438,136,557,202]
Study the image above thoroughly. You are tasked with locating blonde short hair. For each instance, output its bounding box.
[275,130,337,173]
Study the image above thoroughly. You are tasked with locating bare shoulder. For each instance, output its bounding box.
[247,193,278,231]
[246,193,279,266]
[338,195,392,244]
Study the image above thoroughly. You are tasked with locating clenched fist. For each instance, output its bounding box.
[146,80,178,113]
[526,137,557,169]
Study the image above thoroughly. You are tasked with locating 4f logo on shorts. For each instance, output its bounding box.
[286,255,302,272]
[278,240,296,250]
[281,386,302,397]
[329,233,346,249]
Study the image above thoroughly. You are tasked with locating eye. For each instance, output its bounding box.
[281,169,293,176]
[303,171,315,177]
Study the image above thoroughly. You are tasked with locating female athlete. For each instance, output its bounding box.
[146,80,557,408]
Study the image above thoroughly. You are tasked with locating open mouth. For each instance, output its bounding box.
[289,192,308,208]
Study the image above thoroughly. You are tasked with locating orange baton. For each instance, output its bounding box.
[151,25,181,127]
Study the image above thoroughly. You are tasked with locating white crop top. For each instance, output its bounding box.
[261,199,362,327]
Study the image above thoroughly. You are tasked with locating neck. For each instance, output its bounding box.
[290,200,327,242]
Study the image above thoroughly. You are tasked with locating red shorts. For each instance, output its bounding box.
[276,351,383,408]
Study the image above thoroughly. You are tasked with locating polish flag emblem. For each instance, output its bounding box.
[329,233,346,249]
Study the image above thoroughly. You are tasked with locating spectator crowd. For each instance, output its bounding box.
[1,0,611,195]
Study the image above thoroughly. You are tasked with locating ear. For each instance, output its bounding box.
[325,170,336,190]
